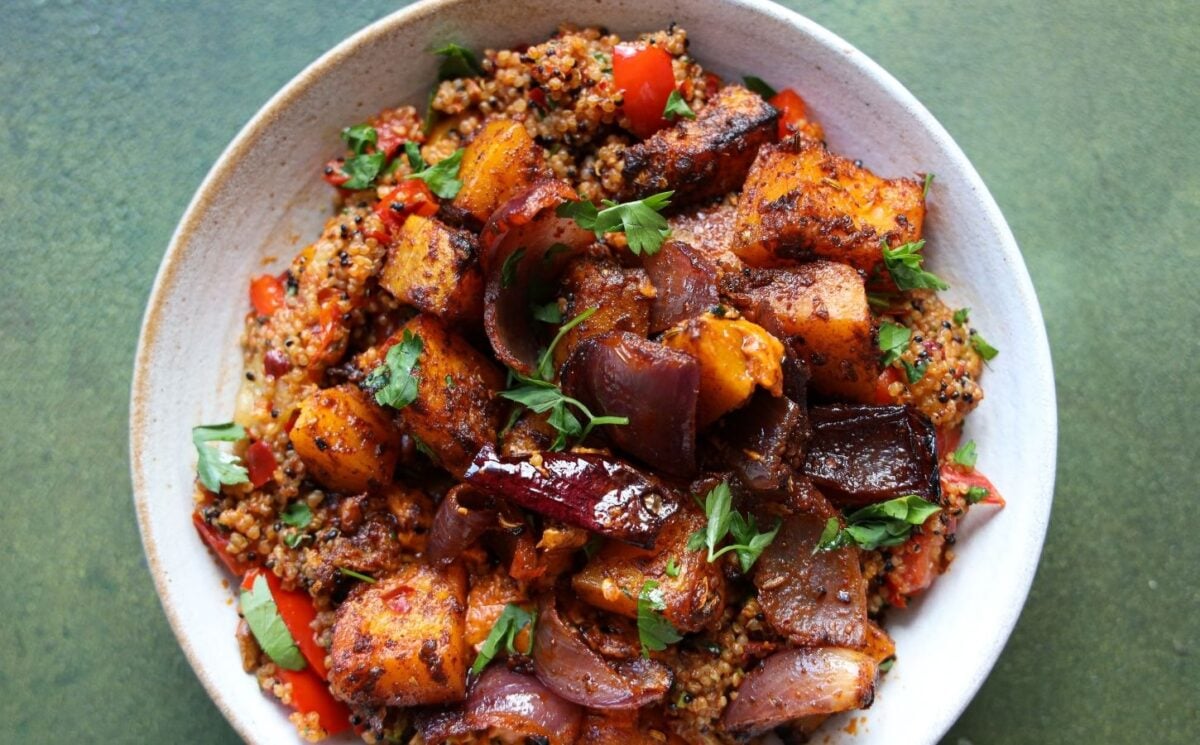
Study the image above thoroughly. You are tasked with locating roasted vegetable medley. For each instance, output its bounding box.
[191,24,1004,744]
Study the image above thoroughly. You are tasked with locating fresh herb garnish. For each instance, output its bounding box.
[637,580,682,656]
[966,486,990,504]
[877,321,911,367]
[404,140,425,171]
[815,495,941,552]
[365,330,423,409]
[412,434,437,460]
[407,147,464,198]
[532,301,563,324]
[192,422,249,492]
[664,557,681,578]
[556,191,673,256]
[435,42,483,80]
[582,534,603,559]
[471,603,535,676]
[500,248,526,290]
[743,75,778,99]
[444,375,456,389]
[881,239,949,291]
[971,332,999,361]
[663,90,696,121]
[952,440,978,468]
[867,291,897,310]
[342,124,377,155]
[953,307,971,325]
[922,172,935,198]
[280,502,312,529]
[342,152,387,190]
[338,567,377,584]
[282,532,308,549]
[686,481,780,573]
[901,358,928,384]
[240,573,306,670]
[879,656,896,673]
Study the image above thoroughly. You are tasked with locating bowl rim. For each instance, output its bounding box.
[130,1,1057,742]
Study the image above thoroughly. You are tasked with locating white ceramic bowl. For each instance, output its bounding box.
[130,1,1056,742]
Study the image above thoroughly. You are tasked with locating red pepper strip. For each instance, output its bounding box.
[245,440,277,488]
[374,179,439,234]
[241,569,329,679]
[192,512,257,576]
[278,668,353,735]
[769,88,810,139]
[612,43,677,138]
[322,158,349,187]
[249,274,286,316]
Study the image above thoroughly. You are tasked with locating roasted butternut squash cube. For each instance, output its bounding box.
[553,254,655,369]
[452,119,547,225]
[661,312,784,427]
[392,315,505,476]
[622,85,778,206]
[571,510,725,632]
[732,261,878,401]
[378,214,483,324]
[289,384,400,492]
[732,137,925,274]
[330,562,468,707]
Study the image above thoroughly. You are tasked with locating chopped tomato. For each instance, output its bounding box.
[882,529,944,609]
[875,367,901,405]
[612,43,677,138]
[374,179,439,233]
[241,569,329,679]
[769,88,809,139]
[278,668,352,735]
[245,440,277,488]
[310,290,345,367]
[249,274,286,317]
[322,158,349,187]
[943,465,1006,506]
[192,512,257,576]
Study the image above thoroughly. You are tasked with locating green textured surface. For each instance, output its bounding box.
[1,1,1196,743]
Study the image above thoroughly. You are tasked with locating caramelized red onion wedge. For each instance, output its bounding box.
[463,444,677,548]
[533,598,673,709]
[480,178,595,374]
[708,389,808,493]
[561,331,700,477]
[803,404,941,507]
[722,647,878,736]
[468,666,583,744]
[426,485,496,564]
[642,239,719,333]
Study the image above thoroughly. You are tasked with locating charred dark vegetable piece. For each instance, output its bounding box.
[561,331,700,477]
[463,444,678,547]
[642,239,719,333]
[753,511,868,647]
[427,485,496,564]
[416,666,583,745]
[707,389,808,493]
[803,404,940,507]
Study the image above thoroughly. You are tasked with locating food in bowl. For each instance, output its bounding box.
[188,24,1004,743]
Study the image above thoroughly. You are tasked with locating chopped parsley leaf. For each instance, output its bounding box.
[192,422,249,492]
[341,152,387,190]
[966,486,990,504]
[407,147,464,198]
[743,75,778,99]
[663,90,696,121]
[338,567,377,584]
[241,573,306,670]
[665,557,681,578]
[557,191,673,256]
[500,248,525,290]
[953,307,971,325]
[341,124,377,155]
[878,321,911,367]
[637,580,682,656]
[952,440,978,468]
[971,332,999,361]
[687,481,780,572]
[471,603,535,676]
[434,42,482,80]
[815,495,941,552]
[364,330,423,409]
[280,502,312,529]
[881,239,949,291]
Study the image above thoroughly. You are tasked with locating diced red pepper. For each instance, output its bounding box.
[241,569,329,679]
[192,512,257,576]
[249,274,286,317]
[322,158,349,187]
[278,668,353,735]
[245,440,277,488]
[874,367,901,405]
[769,88,810,139]
[374,179,439,233]
[612,43,677,138]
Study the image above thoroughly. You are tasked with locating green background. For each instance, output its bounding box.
[2,1,1196,742]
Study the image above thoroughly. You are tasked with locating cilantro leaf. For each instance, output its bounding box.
[881,239,949,291]
[637,581,682,656]
[557,192,674,256]
[338,567,377,584]
[280,502,312,529]
[192,422,249,492]
[878,321,911,367]
[406,147,464,199]
[743,75,778,99]
[953,307,971,325]
[971,332,999,361]
[689,481,779,572]
[952,439,978,468]
[341,152,387,190]
[365,330,423,409]
[663,90,696,121]
[814,495,941,552]
[240,573,306,670]
[435,42,482,80]
[966,486,990,504]
[471,603,535,676]
[341,124,377,156]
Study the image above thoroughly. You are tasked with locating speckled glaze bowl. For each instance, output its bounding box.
[130,1,1057,742]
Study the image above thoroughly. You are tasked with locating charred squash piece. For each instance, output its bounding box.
[553,253,654,369]
[289,384,400,493]
[329,562,468,707]
[622,85,777,206]
[452,119,548,226]
[378,214,483,325]
[732,136,925,274]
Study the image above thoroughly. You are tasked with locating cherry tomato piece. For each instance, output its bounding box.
[612,43,677,138]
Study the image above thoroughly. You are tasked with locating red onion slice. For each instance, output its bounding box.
[426,485,496,564]
[722,647,878,736]
[643,239,719,332]
[466,666,583,744]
